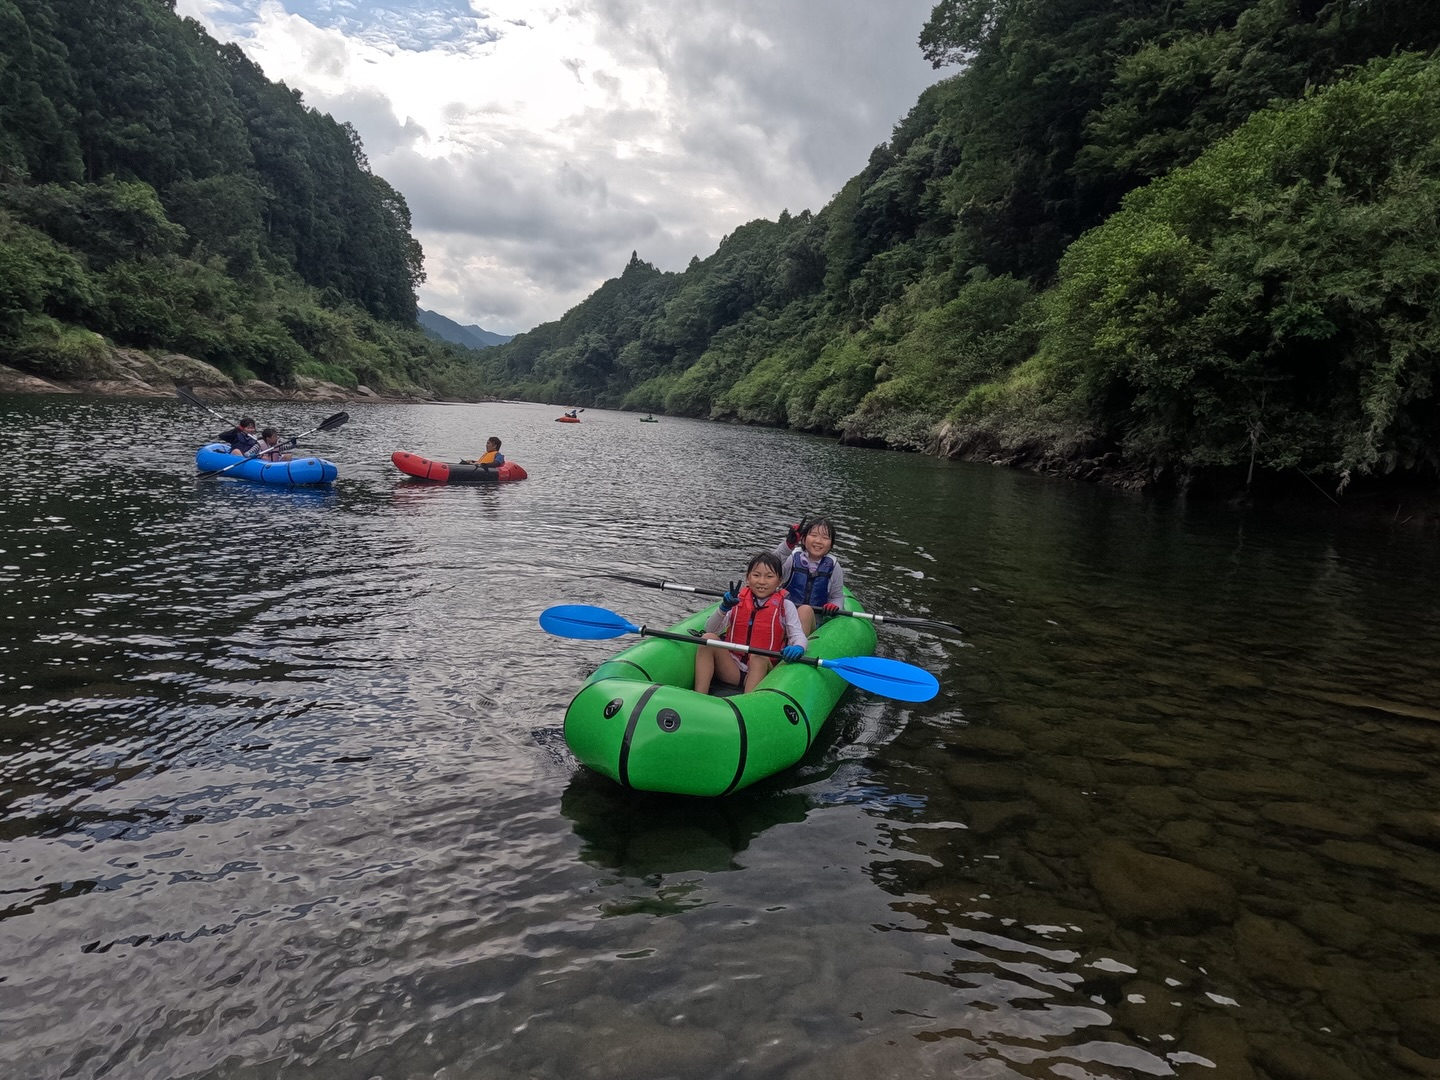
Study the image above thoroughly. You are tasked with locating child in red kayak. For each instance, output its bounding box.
[464,436,505,468]
[694,551,807,694]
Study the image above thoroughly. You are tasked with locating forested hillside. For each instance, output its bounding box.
[472,0,1440,493]
[4,0,1438,493]
[0,0,488,397]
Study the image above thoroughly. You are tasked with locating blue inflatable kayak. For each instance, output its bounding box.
[195,443,338,485]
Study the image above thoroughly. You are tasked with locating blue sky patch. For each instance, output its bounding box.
[292,0,499,51]
[201,1,503,52]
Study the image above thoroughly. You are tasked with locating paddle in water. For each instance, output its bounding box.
[594,572,966,637]
[539,604,940,702]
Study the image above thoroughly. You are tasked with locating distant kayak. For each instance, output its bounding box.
[555,415,580,423]
[639,416,658,423]
[195,443,337,485]
[391,451,528,483]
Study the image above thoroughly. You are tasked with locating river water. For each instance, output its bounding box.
[0,395,1437,1080]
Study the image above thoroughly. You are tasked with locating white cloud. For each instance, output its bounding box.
[175,0,945,335]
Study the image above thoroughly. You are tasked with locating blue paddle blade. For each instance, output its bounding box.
[819,655,940,702]
[540,604,641,640]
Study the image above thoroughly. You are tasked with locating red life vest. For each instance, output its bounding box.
[726,587,787,653]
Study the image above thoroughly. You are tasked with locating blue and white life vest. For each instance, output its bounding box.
[784,552,835,608]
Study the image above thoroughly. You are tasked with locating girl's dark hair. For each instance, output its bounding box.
[746,551,784,576]
[803,517,834,542]
[488,436,501,448]
[260,427,277,440]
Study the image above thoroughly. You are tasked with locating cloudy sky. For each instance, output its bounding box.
[175,1,947,336]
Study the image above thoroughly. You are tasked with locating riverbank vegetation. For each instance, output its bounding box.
[474,1,1440,495]
[3,0,1439,496]
[0,0,486,398]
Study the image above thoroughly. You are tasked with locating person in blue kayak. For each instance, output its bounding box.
[774,517,847,634]
[217,416,258,456]
[694,552,808,695]
[464,436,505,469]
[253,427,293,462]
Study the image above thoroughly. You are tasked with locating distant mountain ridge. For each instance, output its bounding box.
[418,309,513,349]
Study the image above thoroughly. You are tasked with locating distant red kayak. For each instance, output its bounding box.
[391,451,528,483]
[555,415,580,423]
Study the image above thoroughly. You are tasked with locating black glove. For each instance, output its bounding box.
[719,580,741,612]
[785,520,808,549]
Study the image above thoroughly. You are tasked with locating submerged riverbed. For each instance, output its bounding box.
[1,395,1437,1079]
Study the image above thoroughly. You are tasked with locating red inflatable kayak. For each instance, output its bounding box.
[391,451,528,483]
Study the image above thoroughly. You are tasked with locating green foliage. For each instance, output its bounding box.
[163,173,266,271]
[947,349,1097,458]
[5,313,109,379]
[1035,53,1440,479]
[1,178,186,266]
[845,275,1039,439]
[783,335,880,433]
[295,359,358,389]
[0,0,82,183]
[0,210,97,330]
[0,0,425,325]
[722,346,808,427]
[621,372,680,413]
[46,0,254,185]
[917,0,1009,69]
[0,0,451,397]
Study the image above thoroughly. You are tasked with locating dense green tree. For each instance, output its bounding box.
[1036,53,1440,481]
[0,211,96,332]
[0,179,185,266]
[0,0,83,183]
[43,0,252,185]
[0,0,429,379]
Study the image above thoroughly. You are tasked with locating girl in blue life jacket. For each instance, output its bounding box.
[695,552,807,695]
[773,517,847,634]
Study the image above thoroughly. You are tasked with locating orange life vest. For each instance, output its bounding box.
[726,588,787,653]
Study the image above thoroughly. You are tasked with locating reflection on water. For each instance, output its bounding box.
[561,770,814,880]
[0,395,1437,1079]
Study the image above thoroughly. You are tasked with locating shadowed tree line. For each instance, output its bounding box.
[473,0,1440,494]
[0,0,485,394]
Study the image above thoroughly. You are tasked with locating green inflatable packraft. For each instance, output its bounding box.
[562,589,877,796]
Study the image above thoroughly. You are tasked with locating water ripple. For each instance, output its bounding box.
[0,399,1436,1079]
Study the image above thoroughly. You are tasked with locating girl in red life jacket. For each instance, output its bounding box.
[694,551,808,695]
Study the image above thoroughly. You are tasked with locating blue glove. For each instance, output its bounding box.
[781,644,804,662]
[719,581,741,612]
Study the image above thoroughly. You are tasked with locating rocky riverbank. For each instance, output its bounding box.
[0,347,431,404]
[840,409,1440,527]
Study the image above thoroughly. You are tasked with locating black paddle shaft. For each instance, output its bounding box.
[597,572,965,636]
